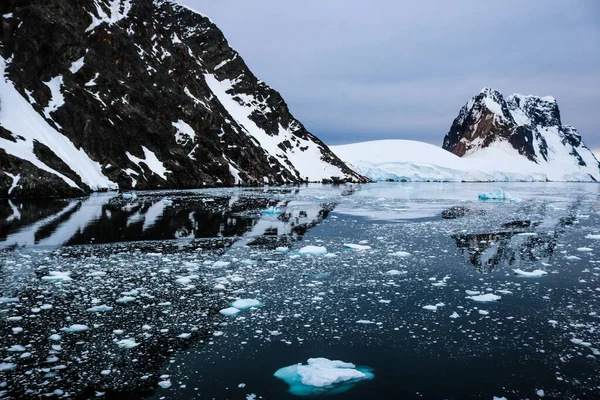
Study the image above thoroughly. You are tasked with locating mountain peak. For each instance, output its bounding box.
[443,89,600,180]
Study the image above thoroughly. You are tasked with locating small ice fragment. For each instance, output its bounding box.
[177,333,191,339]
[116,296,136,303]
[478,310,489,315]
[356,320,376,324]
[513,269,548,278]
[116,339,139,349]
[220,307,241,316]
[577,247,593,252]
[449,312,460,319]
[0,363,16,371]
[61,324,89,333]
[162,199,173,206]
[385,269,406,275]
[231,299,262,310]
[276,247,289,252]
[299,246,327,255]
[343,243,372,251]
[7,345,26,352]
[536,389,545,397]
[212,261,230,268]
[585,234,600,240]
[87,305,113,312]
[466,294,501,302]
[49,334,62,341]
[465,290,480,295]
[158,380,171,389]
[41,271,72,282]
[0,297,19,303]
[388,251,411,257]
[423,305,438,311]
[261,206,283,214]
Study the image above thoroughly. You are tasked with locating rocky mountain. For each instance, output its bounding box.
[443,88,600,181]
[0,0,365,199]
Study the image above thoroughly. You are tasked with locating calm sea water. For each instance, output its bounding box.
[1,183,599,399]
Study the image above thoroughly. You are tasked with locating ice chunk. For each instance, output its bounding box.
[41,271,72,282]
[158,380,171,389]
[116,296,136,303]
[466,294,501,302]
[7,345,26,352]
[343,243,372,251]
[465,290,480,295]
[513,269,548,278]
[0,297,18,303]
[388,251,411,257]
[577,247,593,252]
[422,305,438,311]
[274,358,374,396]
[116,339,139,349]
[299,245,327,255]
[231,299,262,310]
[61,324,89,333]
[449,312,460,319]
[384,270,406,276]
[478,190,518,201]
[536,389,545,397]
[212,261,231,268]
[86,305,113,312]
[0,363,16,372]
[219,307,241,316]
[585,234,600,240]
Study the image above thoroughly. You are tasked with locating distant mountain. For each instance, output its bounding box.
[0,0,365,198]
[443,88,600,181]
[332,89,600,183]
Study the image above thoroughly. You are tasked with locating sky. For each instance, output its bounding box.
[184,0,600,156]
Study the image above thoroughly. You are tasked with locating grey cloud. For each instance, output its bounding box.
[183,0,600,148]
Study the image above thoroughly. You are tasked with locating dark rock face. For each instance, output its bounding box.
[442,88,600,180]
[0,0,365,199]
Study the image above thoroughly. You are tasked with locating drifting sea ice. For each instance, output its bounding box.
[478,190,519,202]
[343,243,372,251]
[274,358,374,396]
[116,339,139,349]
[40,271,72,282]
[219,307,241,316]
[60,324,89,333]
[466,294,501,302]
[298,245,327,255]
[513,269,548,277]
[231,299,262,310]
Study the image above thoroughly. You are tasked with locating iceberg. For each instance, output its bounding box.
[274,358,374,396]
[513,269,548,278]
[466,293,501,302]
[231,299,262,310]
[478,190,518,201]
[298,245,327,255]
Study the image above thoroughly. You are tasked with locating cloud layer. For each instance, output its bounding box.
[185,0,600,148]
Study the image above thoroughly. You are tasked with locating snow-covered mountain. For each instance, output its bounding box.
[443,88,600,181]
[0,0,365,198]
[333,89,600,182]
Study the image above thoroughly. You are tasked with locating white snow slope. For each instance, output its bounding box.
[332,139,600,182]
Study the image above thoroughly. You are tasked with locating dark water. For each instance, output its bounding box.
[1,183,599,399]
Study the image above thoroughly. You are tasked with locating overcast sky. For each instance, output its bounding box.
[184,0,600,154]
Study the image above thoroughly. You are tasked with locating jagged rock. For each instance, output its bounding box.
[442,88,600,181]
[0,0,366,198]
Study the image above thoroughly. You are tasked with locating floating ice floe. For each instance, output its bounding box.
[465,290,480,296]
[466,294,501,302]
[212,261,230,268]
[61,324,89,333]
[158,380,171,389]
[175,275,199,285]
[116,296,136,303]
[86,271,107,277]
[231,299,262,310]
[162,199,173,206]
[384,270,406,276]
[41,271,72,282]
[577,247,593,252]
[276,247,289,252]
[116,338,139,349]
[388,251,411,257]
[274,358,374,396]
[0,297,18,303]
[585,234,600,240]
[343,243,372,251]
[0,363,16,371]
[219,307,241,316]
[513,269,548,278]
[478,190,519,202]
[86,305,113,312]
[299,245,327,255]
[121,193,135,200]
[449,312,460,319]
